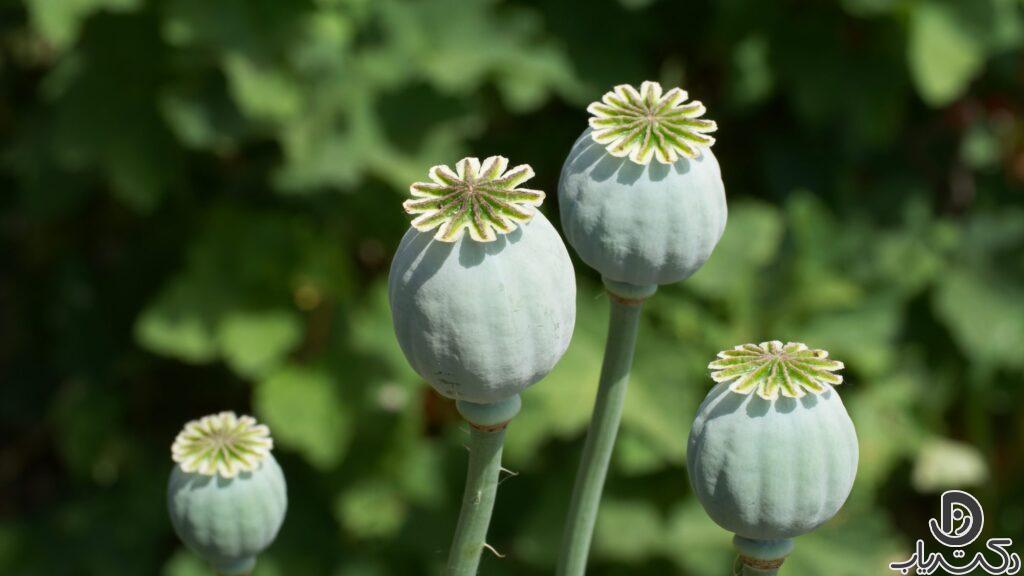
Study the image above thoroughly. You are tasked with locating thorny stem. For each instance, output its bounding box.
[447,426,507,576]
[557,293,646,576]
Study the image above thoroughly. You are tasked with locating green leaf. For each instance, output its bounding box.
[960,122,1002,170]
[348,282,422,388]
[840,0,898,16]
[846,371,928,493]
[912,438,989,493]
[334,481,408,539]
[592,499,664,563]
[331,560,389,576]
[42,14,183,212]
[273,87,383,191]
[159,80,252,153]
[161,0,305,54]
[162,550,208,576]
[687,200,784,299]
[785,193,865,311]
[134,207,344,374]
[933,268,1024,369]
[50,381,123,483]
[620,328,705,468]
[512,474,575,567]
[217,310,303,378]
[730,36,774,107]
[26,0,142,48]
[375,0,580,110]
[386,437,447,507]
[224,54,304,124]
[908,1,986,106]
[134,275,221,364]
[662,500,734,575]
[793,299,902,378]
[255,366,351,469]
[871,204,956,297]
[785,511,905,575]
[613,429,666,476]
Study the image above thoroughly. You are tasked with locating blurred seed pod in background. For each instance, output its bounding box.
[167,412,287,576]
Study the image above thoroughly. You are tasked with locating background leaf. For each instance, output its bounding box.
[2,0,1023,574]
[255,366,352,469]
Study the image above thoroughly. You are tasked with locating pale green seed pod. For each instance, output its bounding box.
[687,342,858,541]
[167,412,287,575]
[559,81,727,288]
[389,156,576,405]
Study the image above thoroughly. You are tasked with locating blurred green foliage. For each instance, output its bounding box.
[1,0,1023,574]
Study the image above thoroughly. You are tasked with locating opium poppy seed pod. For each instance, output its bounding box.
[167,412,287,576]
[389,156,576,576]
[389,155,576,409]
[559,81,726,291]
[558,82,726,576]
[687,342,858,574]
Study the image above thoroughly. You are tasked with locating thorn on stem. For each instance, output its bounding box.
[482,543,506,558]
[497,467,519,486]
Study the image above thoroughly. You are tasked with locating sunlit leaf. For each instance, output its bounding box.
[934,268,1024,369]
[135,275,221,364]
[255,365,351,469]
[26,0,141,48]
[217,310,303,378]
[912,438,989,493]
[908,1,985,106]
[593,499,664,563]
[334,481,408,539]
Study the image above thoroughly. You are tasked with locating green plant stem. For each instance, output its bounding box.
[447,426,507,576]
[557,295,645,576]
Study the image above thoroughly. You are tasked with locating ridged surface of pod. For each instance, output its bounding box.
[687,381,858,540]
[389,211,576,404]
[559,128,727,286]
[167,454,288,575]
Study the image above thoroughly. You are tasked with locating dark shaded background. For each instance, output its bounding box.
[1,0,1023,574]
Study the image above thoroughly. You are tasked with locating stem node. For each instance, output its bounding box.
[733,535,794,576]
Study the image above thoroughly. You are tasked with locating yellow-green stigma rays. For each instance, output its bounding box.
[587,80,717,165]
[708,341,845,401]
[403,156,545,243]
[171,412,274,478]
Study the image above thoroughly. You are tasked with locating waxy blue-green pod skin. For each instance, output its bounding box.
[686,382,858,540]
[167,454,288,575]
[558,128,727,286]
[389,211,576,404]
